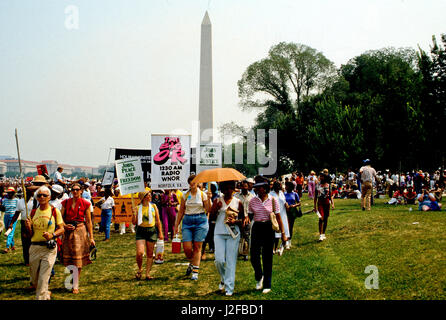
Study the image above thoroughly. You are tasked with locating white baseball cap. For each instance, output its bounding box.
[51,185,64,194]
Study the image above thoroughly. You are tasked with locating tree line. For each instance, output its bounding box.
[223,34,446,176]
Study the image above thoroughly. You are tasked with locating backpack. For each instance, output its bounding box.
[25,206,58,239]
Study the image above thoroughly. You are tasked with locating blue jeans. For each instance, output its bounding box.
[4,214,17,248]
[214,233,240,295]
[101,209,112,240]
[182,213,209,242]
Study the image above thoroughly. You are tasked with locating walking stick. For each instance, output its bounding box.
[15,129,28,218]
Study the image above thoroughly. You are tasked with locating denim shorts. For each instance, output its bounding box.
[182,213,209,243]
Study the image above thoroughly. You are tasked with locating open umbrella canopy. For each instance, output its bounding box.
[191,168,246,184]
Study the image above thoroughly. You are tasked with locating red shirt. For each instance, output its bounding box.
[61,198,91,223]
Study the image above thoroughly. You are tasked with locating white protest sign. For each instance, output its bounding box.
[197,143,222,173]
[102,167,115,186]
[115,158,145,195]
[151,135,191,190]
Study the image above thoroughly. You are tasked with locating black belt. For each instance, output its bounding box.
[31,242,48,246]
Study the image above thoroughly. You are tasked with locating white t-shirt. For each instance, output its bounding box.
[183,190,208,215]
[348,172,355,181]
[54,171,63,183]
[49,199,63,211]
[100,196,115,210]
[16,198,35,220]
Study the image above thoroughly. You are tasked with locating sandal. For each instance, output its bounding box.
[135,270,142,280]
[145,275,154,280]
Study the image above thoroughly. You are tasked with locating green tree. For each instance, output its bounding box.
[418,34,446,169]
[237,42,336,175]
[335,47,423,170]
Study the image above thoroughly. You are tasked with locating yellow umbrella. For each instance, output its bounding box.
[191,168,246,184]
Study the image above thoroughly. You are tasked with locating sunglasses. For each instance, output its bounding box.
[72,188,81,191]
[37,194,49,198]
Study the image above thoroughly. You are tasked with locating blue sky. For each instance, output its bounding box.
[1,0,445,167]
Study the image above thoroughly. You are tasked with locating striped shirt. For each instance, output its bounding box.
[2,198,19,215]
[248,195,280,222]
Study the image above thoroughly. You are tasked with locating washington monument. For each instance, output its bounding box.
[198,11,213,144]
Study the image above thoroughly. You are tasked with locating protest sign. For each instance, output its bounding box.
[36,164,48,176]
[115,148,151,182]
[102,167,115,186]
[115,158,145,196]
[197,143,222,173]
[151,135,191,190]
[92,197,133,223]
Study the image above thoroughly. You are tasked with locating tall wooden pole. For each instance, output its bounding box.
[15,129,28,218]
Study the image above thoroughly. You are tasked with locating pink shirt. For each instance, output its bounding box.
[248,195,280,222]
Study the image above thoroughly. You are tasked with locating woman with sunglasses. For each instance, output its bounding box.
[27,186,65,300]
[60,183,95,294]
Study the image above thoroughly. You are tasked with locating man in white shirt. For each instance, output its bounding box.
[53,167,66,187]
[359,159,377,211]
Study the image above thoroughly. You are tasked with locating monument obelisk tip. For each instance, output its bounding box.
[202,11,211,25]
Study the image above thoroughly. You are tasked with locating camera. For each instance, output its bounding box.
[46,239,57,249]
[69,221,78,228]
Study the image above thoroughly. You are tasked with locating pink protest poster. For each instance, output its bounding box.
[150,135,191,190]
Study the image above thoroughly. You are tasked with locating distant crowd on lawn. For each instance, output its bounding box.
[0,163,444,300]
[281,168,445,206]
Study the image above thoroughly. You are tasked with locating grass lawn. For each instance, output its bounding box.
[1,197,445,300]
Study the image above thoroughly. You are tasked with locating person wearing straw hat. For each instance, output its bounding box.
[132,190,163,280]
[2,187,19,253]
[33,175,49,187]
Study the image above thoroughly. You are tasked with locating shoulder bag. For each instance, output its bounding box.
[269,196,280,232]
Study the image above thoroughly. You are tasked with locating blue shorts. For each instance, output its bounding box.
[182,213,209,243]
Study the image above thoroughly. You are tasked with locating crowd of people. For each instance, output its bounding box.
[0,161,444,299]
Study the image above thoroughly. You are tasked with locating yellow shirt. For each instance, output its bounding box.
[135,204,156,227]
[175,190,183,207]
[31,207,64,243]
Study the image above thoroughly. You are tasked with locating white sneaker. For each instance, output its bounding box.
[191,272,199,281]
[255,276,264,290]
[285,241,291,250]
[262,288,271,294]
[318,234,324,241]
[321,234,326,240]
[278,245,284,256]
[219,282,225,291]
[225,292,233,296]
